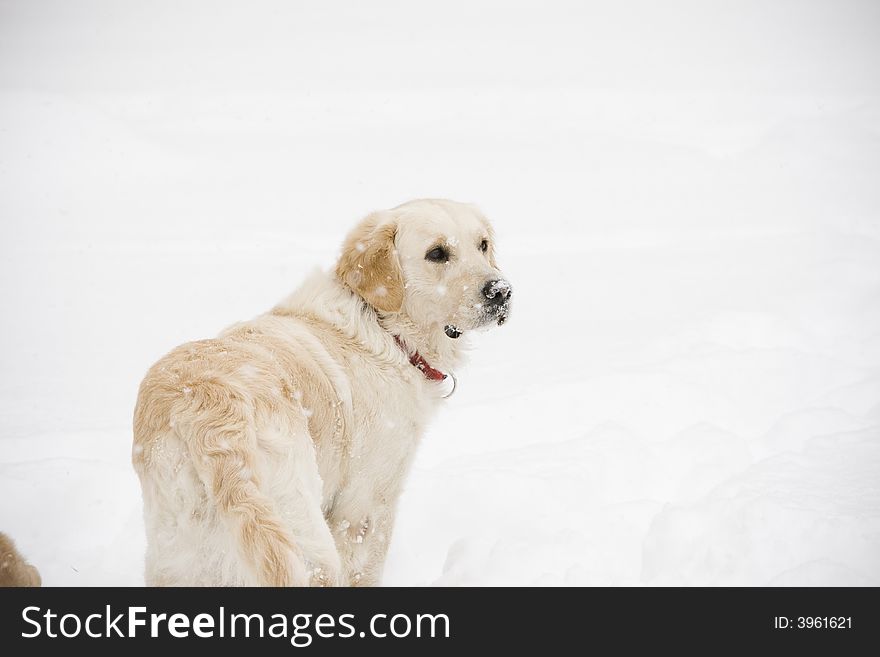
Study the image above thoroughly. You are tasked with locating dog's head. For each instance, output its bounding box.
[336,199,511,338]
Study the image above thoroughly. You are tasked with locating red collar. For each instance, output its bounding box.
[394,336,447,381]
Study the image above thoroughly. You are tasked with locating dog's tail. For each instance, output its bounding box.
[0,532,42,587]
[178,381,309,587]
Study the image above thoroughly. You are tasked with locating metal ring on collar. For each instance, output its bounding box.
[442,371,457,399]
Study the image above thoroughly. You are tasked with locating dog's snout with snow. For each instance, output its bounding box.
[482,278,511,325]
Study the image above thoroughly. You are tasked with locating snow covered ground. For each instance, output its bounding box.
[1,1,879,586]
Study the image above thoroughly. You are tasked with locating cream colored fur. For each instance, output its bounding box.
[0,532,41,587]
[133,199,510,586]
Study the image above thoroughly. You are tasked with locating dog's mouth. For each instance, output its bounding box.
[486,300,510,326]
[445,303,510,338]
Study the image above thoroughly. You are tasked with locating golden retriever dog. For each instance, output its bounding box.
[133,199,511,586]
[0,532,41,587]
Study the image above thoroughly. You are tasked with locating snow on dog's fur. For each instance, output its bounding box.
[133,199,511,586]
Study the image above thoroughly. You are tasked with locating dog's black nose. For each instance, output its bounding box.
[482,279,512,305]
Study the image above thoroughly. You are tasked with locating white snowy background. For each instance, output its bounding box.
[1,0,879,586]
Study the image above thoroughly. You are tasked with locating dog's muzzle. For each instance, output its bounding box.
[483,278,511,325]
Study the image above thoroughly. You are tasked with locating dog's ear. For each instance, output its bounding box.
[336,211,404,313]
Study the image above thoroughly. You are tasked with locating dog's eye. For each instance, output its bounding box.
[479,239,489,253]
[425,246,449,263]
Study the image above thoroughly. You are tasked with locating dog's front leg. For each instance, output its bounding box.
[329,501,396,586]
